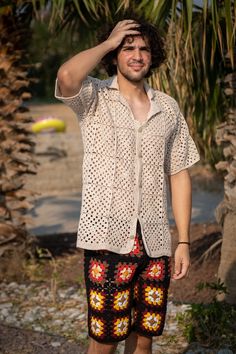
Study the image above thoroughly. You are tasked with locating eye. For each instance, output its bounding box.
[141,47,151,52]
[123,46,134,51]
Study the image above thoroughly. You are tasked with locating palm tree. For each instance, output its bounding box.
[0,1,37,258]
[215,51,236,304]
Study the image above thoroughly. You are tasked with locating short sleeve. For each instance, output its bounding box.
[54,76,97,122]
[164,111,200,175]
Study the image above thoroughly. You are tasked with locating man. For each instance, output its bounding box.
[55,18,200,354]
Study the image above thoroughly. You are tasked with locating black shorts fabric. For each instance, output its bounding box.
[83,220,171,343]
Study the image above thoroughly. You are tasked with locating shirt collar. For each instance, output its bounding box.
[108,75,155,100]
[106,75,162,116]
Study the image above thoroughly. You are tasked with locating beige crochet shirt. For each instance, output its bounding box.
[55,75,200,257]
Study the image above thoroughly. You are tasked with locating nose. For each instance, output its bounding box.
[133,48,142,61]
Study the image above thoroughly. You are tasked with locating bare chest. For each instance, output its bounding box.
[127,100,150,123]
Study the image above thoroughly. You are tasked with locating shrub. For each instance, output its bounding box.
[177,280,236,351]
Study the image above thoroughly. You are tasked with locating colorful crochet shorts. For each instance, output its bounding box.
[83,221,171,343]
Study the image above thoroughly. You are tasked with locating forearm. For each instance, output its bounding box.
[168,169,192,242]
[57,40,113,97]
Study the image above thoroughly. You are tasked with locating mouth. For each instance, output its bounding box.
[128,64,144,70]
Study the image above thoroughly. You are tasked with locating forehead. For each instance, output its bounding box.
[122,35,150,47]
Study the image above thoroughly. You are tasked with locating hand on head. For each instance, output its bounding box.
[107,20,140,50]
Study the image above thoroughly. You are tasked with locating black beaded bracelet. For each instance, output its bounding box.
[178,241,190,245]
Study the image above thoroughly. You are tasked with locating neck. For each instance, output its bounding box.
[117,73,146,100]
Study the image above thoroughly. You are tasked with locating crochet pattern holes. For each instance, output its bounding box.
[55,76,200,257]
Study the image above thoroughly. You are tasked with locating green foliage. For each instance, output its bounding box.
[177,280,236,350]
[150,1,233,165]
[30,0,235,165]
[28,20,83,100]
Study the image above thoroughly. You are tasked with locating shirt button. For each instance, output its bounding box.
[138,152,142,158]
[138,127,142,133]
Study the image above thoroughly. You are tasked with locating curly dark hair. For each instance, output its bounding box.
[98,15,166,78]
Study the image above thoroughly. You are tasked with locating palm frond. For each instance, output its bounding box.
[31,0,235,163]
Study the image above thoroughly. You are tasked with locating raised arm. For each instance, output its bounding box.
[57,20,140,97]
[168,169,192,280]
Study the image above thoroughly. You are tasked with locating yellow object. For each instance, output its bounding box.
[32,118,66,133]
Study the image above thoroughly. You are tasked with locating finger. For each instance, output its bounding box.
[116,20,134,27]
[173,262,190,280]
[120,24,140,32]
[179,263,188,278]
[123,30,141,36]
[173,259,181,277]
[110,24,139,36]
[118,21,139,29]
[121,19,137,24]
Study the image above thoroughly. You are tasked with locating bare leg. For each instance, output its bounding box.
[124,332,152,354]
[87,337,118,354]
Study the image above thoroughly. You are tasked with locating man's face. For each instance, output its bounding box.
[115,35,152,83]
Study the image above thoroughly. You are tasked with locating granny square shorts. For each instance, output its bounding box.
[83,220,171,343]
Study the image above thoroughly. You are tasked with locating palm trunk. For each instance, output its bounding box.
[215,54,236,303]
[0,2,37,258]
[217,212,236,303]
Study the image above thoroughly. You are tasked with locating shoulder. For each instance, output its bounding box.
[153,90,183,134]
[154,89,180,115]
[85,76,113,91]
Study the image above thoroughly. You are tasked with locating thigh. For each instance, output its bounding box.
[132,255,171,337]
[83,249,139,343]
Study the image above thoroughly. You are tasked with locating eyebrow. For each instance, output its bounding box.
[122,45,150,50]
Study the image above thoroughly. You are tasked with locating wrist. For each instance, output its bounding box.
[103,39,117,52]
[95,40,114,58]
[178,241,190,246]
[178,233,190,244]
